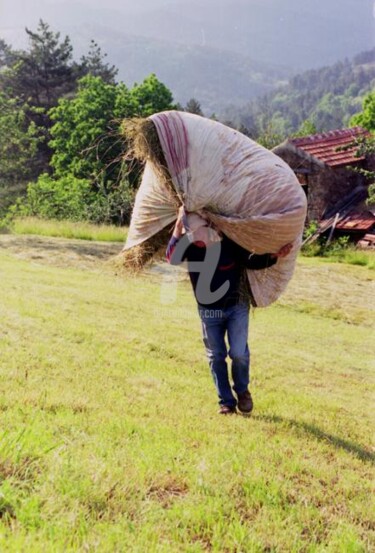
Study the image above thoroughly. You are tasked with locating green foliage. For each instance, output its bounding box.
[350,91,375,131]
[224,50,375,137]
[130,73,174,117]
[312,92,361,130]
[0,20,77,111]
[367,183,375,206]
[0,20,125,180]
[300,235,374,269]
[256,122,285,150]
[0,95,40,184]
[49,73,174,183]
[15,173,135,225]
[44,73,173,223]
[17,174,94,221]
[87,179,135,225]
[292,119,318,138]
[0,94,41,217]
[302,220,319,241]
[0,20,80,177]
[49,75,132,181]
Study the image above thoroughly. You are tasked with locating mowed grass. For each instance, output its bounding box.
[0,246,374,552]
[10,217,127,243]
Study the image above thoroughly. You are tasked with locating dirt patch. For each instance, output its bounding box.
[0,234,121,271]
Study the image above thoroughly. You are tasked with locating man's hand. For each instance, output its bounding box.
[173,205,185,238]
[271,242,293,258]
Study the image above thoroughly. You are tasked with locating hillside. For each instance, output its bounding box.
[71,29,290,113]
[224,49,375,135]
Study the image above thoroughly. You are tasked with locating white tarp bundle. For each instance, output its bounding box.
[124,111,307,307]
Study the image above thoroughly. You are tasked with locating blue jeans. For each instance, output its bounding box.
[198,303,250,407]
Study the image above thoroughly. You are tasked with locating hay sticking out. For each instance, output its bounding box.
[113,226,174,273]
[121,117,177,199]
[121,118,163,164]
[119,116,180,270]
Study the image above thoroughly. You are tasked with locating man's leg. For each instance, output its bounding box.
[198,307,236,408]
[227,303,250,395]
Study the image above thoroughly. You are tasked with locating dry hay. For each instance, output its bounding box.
[119,117,180,271]
[121,117,178,199]
[112,226,174,273]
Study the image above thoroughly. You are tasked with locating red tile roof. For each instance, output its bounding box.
[335,211,375,232]
[290,127,371,167]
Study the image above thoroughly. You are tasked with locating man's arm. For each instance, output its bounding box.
[166,206,185,265]
[233,239,293,270]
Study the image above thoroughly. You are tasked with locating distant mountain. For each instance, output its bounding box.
[1,0,374,113]
[223,48,375,136]
[68,27,291,114]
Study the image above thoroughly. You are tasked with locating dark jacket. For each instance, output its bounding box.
[166,234,276,308]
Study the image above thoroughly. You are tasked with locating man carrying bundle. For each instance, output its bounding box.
[166,206,292,415]
[122,110,306,413]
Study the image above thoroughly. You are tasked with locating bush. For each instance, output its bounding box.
[87,180,135,225]
[301,233,375,269]
[18,174,94,221]
[12,173,135,225]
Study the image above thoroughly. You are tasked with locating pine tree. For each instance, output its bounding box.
[185,98,203,116]
[1,20,77,110]
[80,40,118,84]
[0,20,79,175]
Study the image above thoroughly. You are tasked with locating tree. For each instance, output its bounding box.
[49,75,135,183]
[1,20,77,110]
[348,92,375,205]
[350,91,375,131]
[0,38,14,69]
[292,119,318,138]
[185,98,203,116]
[130,74,174,117]
[0,94,40,216]
[80,40,118,84]
[40,74,174,223]
[0,20,79,176]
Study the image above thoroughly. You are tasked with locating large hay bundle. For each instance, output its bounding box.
[122,111,307,307]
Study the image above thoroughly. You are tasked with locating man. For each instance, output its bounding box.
[166,207,292,415]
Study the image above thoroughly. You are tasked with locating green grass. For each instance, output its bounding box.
[9,217,127,243]
[339,249,375,269]
[0,245,374,552]
[301,244,375,270]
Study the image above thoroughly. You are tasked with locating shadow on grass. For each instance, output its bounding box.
[253,414,375,464]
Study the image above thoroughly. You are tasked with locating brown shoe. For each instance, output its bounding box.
[237,390,253,414]
[219,405,237,415]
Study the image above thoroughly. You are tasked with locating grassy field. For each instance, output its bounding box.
[9,217,127,243]
[7,217,375,271]
[0,235,374,552]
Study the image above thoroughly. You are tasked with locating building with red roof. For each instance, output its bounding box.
[273,127,374,244]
